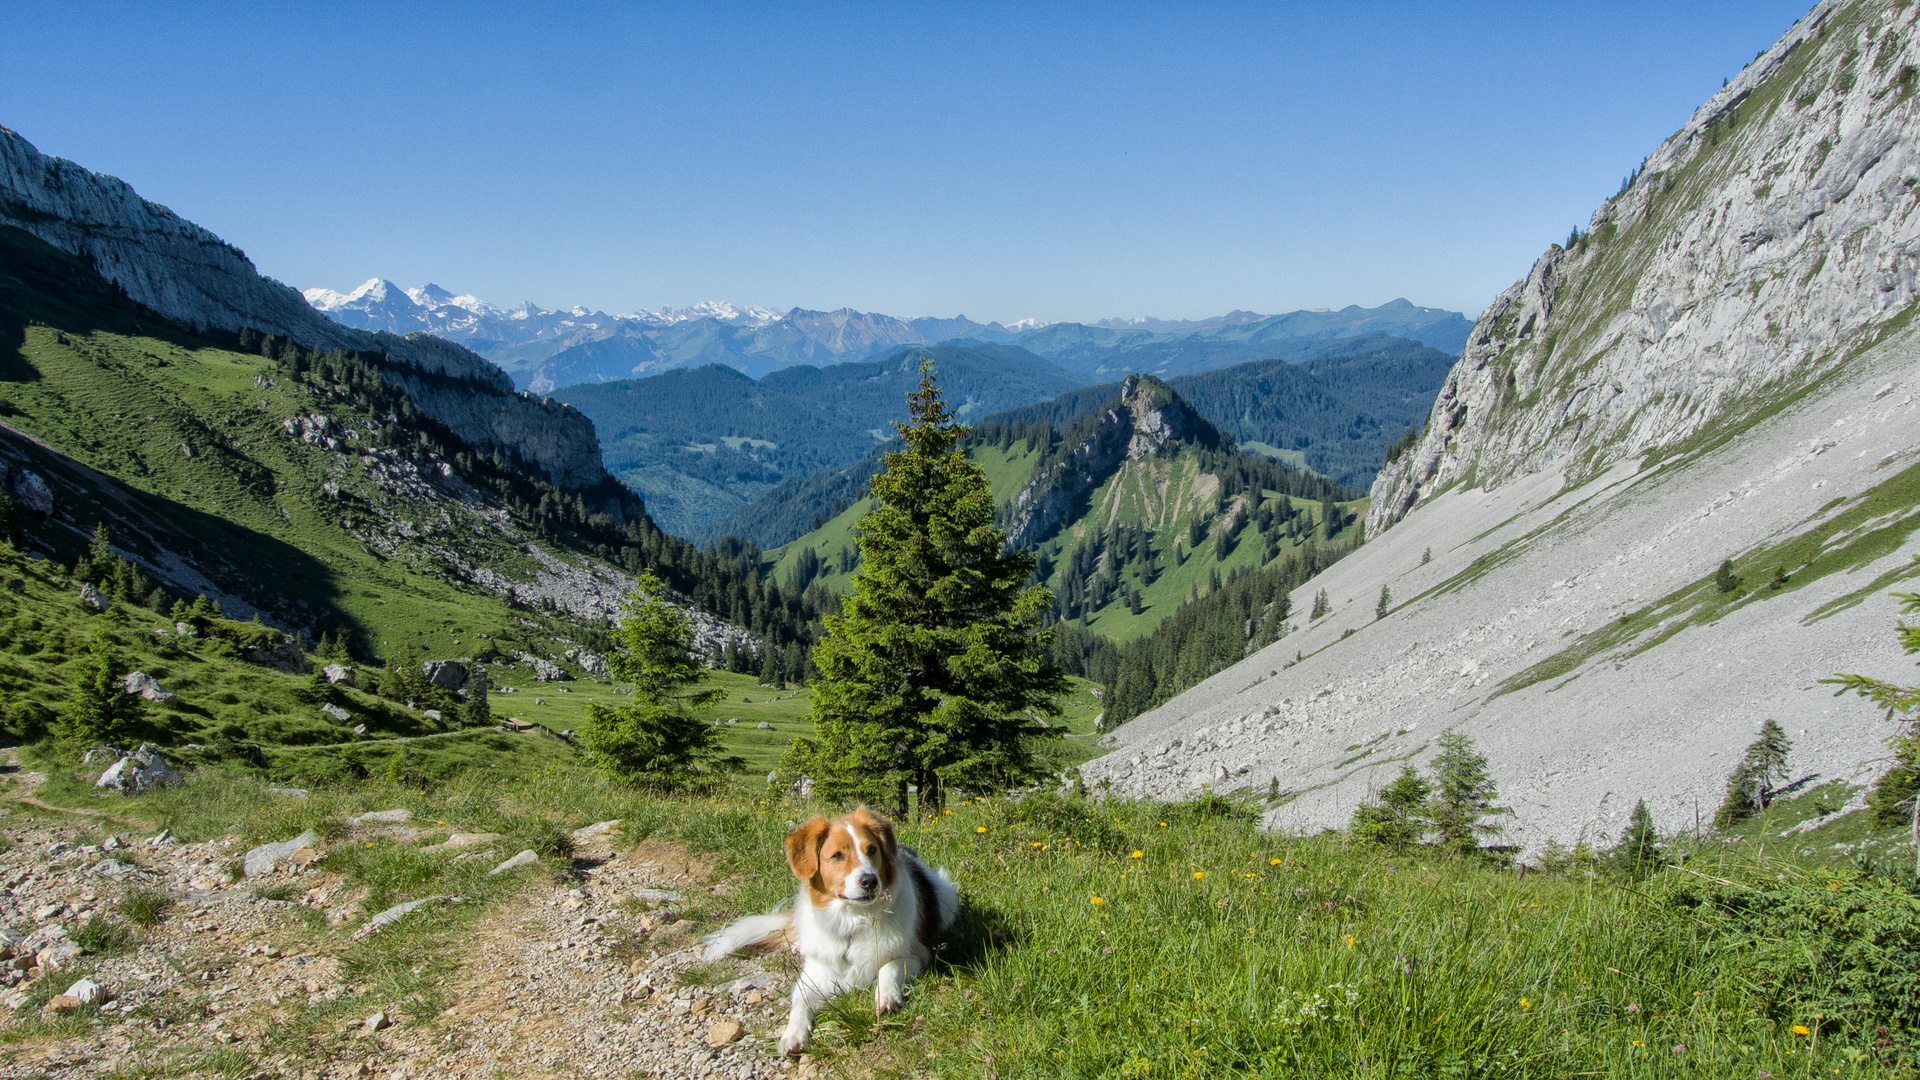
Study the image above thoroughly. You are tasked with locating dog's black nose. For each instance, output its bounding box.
[856,871,878,891]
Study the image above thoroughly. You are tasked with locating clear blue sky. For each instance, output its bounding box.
[2,1,1813,324]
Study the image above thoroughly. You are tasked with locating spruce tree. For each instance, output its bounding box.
[581,570,740,789]
[1427,730,1505,855]
[461,666,491,726]
[787,362,1067,812]
[1713,718,1792,828]
[1375,585,1391,620]
[1608,798,1663,880]
[1310,588,1331,620]
[1824,576,1920,835]
[55,629,144,759]
[1350,764,1430,849]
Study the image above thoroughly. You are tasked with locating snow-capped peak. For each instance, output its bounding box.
[1003,317,1051,333]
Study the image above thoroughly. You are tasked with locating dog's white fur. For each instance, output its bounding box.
[701,811,959,1056]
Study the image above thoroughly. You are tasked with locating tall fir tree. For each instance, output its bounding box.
[580,570,741,789]
[1608,798,1663,880]
[1350,764,1430,850]
[1713,718,1793,828]
[54,629,145,759]
[1426,729,1505,855]
[787,362,1068,812]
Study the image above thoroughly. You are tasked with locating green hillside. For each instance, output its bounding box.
[768,403,1366,642]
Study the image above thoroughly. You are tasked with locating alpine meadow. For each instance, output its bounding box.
[4,1,1920,1078]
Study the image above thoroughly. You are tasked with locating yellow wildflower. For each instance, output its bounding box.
[1792,1025,1811,1036]
[1519,998,1531,1009]
[1270,858,1283,866]
[1193,871,1204,880]
[976,826,988,834]
[1343,934,1356,949]
[1130,851,1143,859]
[1090,896,1103,905]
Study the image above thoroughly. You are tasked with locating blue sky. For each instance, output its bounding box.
[2,1,1813,324]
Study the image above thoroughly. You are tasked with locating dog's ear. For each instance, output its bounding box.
[785,816,829,883]
[852,806,897,876]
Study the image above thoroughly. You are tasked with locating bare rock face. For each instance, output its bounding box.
[1369,0,1900,536]
[1003,375,1219,548]
[0,125,607,490]
[422,660,468,691]
[1,465,52,519]
[1085,0,1920,850]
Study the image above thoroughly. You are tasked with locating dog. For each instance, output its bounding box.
[701,806,959,1056]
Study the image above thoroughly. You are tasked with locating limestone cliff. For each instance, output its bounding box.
[1371,0,1909,535]
[0,126,605,490]
[1003,375,1222,549]
[1083,0,1920,849]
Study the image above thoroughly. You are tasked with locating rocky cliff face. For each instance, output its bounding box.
[1003,375,1218,548]
[1084,0,1920,849]
[1371,0,1910,535]
[0,126,605,490]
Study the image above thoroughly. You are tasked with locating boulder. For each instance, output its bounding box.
[245,641,309,674]
[322,663,354,687]
[76,583,109,612]
[756,721,772,730]
[564,648,610,677]
[351,724,366,735]
[421,832,501,852]
[173,621,196,637]
[421,709,444,723]
[421,660,467,691]
[4,467,52,519]
[320,703,352,723]
[122,671,176,703]
[515,653,568,682]
[349,809,412,827]
[95,745,181,793]
[244,830,319,877]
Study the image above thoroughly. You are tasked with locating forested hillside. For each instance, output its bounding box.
[555,345,1084,537]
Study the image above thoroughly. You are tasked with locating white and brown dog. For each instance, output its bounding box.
[701,807,959,1056]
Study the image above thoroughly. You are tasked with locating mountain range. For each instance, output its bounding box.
[304,276,1471,392]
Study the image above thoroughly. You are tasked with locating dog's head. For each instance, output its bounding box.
[786,807,898,907]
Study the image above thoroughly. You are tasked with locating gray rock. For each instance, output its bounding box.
[320,703,352,723]
[628,889,683,906]
[76,583,109,613]
[173,621,196,638]
[244,830,319,877]
[756,721,772,730]
[121,672,176,703]
[487,849,538,876]
[364,1009,390,1032]
[81,746,124,766]
[570,820,620,844]
[351,724,366,735]
[515,653,569,682]
[244,640,309,674]
[422,660,467,691]
[353,899,439,940]
[322,663,355,687]
[145,828,175,846]
[4,467,52,519]
[88,859,136,880]
[95,745,181,794]
[63,978,108,1006]
[267,786,309,799]
[350,809,412,827]
[422,709,444,723]
[421,832,501,852]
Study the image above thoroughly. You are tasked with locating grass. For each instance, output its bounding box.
[14,757,1914,1078]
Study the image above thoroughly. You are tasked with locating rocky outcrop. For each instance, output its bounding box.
[0,126,606,490]
[1086,0,1920,849]
[1370,0,1906,536]
[1004,375,1220,548]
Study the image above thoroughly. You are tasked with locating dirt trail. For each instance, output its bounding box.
[0,789,806,1080]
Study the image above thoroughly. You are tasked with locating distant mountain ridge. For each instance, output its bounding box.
[304,276,1470,392]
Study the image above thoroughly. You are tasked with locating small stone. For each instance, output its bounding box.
[487,850,538,876]
[244,830,320,877]
[350,724,367,735]
[365,1010,390,1033]
[33,904,63,921]
[100,836,121,851]
[705,1020,743,1047]
[421,832,501,852]
[323,664,355,687]
[422,709,444,723]
[63,978,109,1006]
[756,721,772,730]
[350,809,413,827]
[570,820,621,844]
[146,828,175,846]
[267,787,310,799]
[321,703,353,723]
[354,898,440,939]
[43,994,80,1014]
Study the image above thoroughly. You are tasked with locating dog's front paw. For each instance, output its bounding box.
[779,1024,810,1057]
[875,986,904,1014]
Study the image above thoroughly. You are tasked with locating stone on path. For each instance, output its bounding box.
[64,978,108,1006]
[350,809,412,828]
[353,898,440,940]
[365,1010,390,1033]
[570,819,621,844]
[487,849,538,876]
[244,830,319,877]
[95,744,182,794]
[705,1020,743,1047]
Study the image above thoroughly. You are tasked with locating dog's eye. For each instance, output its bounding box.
[830,851,844,861]
[866,845,877,856]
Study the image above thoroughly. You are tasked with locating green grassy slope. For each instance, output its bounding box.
[768,436,1367,642]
